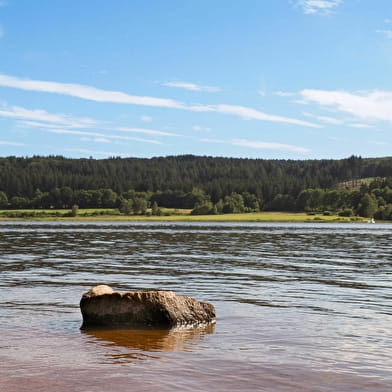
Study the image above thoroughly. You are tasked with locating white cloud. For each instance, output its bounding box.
[47,128,163,145]
[0,73,185,109]
[274,91,296,97]
[93,137,111,143]
[0,73,319,128]
[140,115,152,122]
[113,126,178,137]
[296,0,342,15]
[303,111,343,125]
[193,125,212,132]
[0,104,97,128]
[199,138,225,144]
[5,106,177,139]
[0,140,25,146]
[347,123,374,129]
[213,104,320,127]
[64,148,128,157]
[376,29,392,39]
[300,89,392,123]
[199,137,310,153]
[163,81,220,92]
[232,138,310,153]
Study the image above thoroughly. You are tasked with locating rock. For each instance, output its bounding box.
[84,284,114,296]
[80,285,216,330]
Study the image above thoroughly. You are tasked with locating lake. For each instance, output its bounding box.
[0,221,391,392]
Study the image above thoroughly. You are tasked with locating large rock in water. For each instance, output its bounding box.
[80,285,216,329]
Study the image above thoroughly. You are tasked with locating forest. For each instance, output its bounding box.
[0,154,391,219]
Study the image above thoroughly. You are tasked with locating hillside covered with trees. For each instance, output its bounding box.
[0,155,391,219]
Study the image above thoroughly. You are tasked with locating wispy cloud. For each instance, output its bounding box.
[4,105,177,139]
[140,115,152,122]
[0,73,184,109]
[296,0,342,15]
[232,138,310,153]
[300,89,392,123]
[303,111,343,125]
[193,125,212,132]
[274,91,296,97]
[213,104,320,127]
[347,123,374,129]
[163,81,220,92]
[0,140,25,146]
[199,137,310,153]
[376,29,392,39]
[0,104,97,128]
[113,127,178,137]
[80,136,111,143]
[0,1,8,7]
[46,128,163,145]
[0,73,319,128]
[93,137,111,143]
[64,148,128,158]
[377,18,392,39]
[199,138,224,144]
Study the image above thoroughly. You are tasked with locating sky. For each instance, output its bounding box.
[0,0,392,160]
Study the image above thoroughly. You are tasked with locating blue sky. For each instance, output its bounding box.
[0,0,391,159]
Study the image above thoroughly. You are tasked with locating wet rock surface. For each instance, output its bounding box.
[80,285,216,329]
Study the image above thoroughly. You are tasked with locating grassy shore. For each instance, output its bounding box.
[0,208,368,222]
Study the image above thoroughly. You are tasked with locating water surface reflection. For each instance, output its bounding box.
[82,324,215,362]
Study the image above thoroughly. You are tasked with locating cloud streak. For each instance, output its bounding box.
[199,137,310,153]
[0,73,319,128]
[296,0,342,15]
[0,74,184,109]
[113,127,178,137]
[163,81,220,92]
[274,91,296,97]
[300,89,392,123]
[0,140,25,146]
[193,125,212,132]
[376,29,392,39]
[47,128,163,145]
[0,105,97,128]
[232,138,310,153]
[2,104,178,141]
[64,148,128,157]
[303,112,343,125]
[214,104,320,127]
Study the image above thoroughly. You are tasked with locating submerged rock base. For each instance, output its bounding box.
[80,285,216,329]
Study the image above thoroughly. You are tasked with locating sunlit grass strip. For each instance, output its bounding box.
[0,209,368,222]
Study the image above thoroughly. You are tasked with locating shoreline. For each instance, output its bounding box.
[0,210,371,223]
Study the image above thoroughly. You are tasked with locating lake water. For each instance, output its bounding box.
[0,221,391,392]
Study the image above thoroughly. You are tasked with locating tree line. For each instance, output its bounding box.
[0,154,391,219]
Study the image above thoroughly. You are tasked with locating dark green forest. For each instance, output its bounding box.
[0,155,392,219]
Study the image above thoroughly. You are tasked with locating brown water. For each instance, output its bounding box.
[0,221,391,391]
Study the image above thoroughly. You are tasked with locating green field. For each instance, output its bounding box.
[0,208,368,222]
